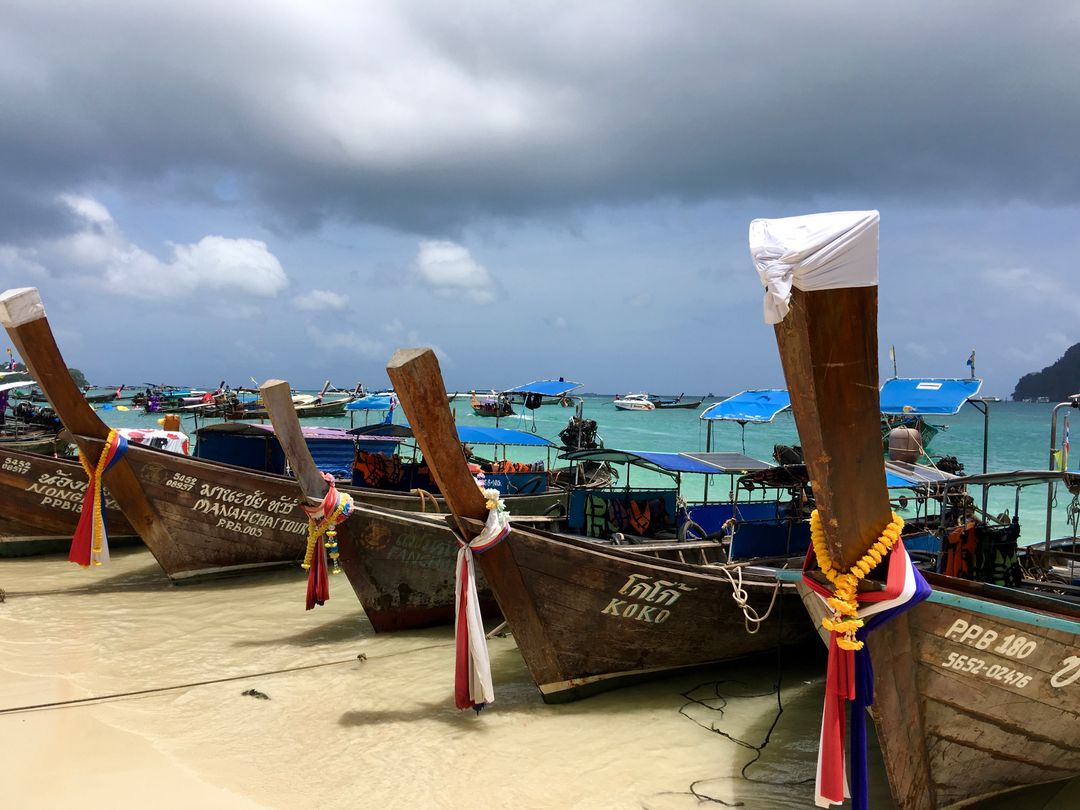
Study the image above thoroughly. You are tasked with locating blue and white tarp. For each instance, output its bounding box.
[700,389,791,422]
[561,448,771,475]
[346,394,395,411]
[879,378,983,415]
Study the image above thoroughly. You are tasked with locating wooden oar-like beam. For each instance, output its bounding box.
[386,348,487,533]
[773,286,892,572]
[386,347,560,679]
[0,286,168,551]
[260,378,328,503]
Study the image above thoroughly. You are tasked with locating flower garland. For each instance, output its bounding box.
[299,474,353,610]
[301,494,350,574]
[809,508,904,651]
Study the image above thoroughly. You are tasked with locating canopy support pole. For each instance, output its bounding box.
[1047,396,1080,548]
[704,422,713,500]
[966,397,990,516]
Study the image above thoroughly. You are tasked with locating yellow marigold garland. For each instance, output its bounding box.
[810,508,904,651]
[302,494,351,573]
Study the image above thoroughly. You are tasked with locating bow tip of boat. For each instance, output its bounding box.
[0,287,45,328]
[387,347,435,369]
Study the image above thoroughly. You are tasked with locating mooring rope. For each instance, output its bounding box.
[715,564,781,634]
[0,640,456,716]
[410,488,441,513]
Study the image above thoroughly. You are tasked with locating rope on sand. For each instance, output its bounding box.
[0,641,457,716]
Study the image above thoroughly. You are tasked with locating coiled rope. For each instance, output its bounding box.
[714,564,781,634]
[410,488,441,513]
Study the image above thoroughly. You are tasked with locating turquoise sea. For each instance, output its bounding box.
[90,393,1079,545]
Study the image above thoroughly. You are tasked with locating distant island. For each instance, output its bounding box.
[1012,342,1080,401]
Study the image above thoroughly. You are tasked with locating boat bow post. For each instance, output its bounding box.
[387,347,558,710]
[259,377,352,609]
[0,286,173,567]
[757,212,934,809]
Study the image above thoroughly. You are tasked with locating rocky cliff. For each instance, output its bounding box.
[1012,343,1080,401]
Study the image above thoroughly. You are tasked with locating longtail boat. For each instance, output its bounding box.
[0,445,138,556]
[385,347,813,702]
[0,287,311,579]
[255,379,496,631]
[761,211,1080,808]
[258,377,588,632]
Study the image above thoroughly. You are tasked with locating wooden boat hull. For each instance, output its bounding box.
[0,432,69,456]
[336,505,498,632]
[225,399,352,420]
[479,530,813,702]
[793,575,1080,808]
[354,487,566,517]
[84,391,118,403]
[0,446,138,556]
[332,491,565,632]
[75,436,310,579]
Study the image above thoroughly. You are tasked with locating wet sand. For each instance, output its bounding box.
[2,548,1078,809]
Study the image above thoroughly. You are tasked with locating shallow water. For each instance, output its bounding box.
[3,546,1079,808]
[98,396,1078,542]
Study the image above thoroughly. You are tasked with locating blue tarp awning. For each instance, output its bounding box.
[346,395,395,411]
[503,379,582,397]
[879,378,983,415]
[700,389,791,422]
[456,425,555,447]
[561,448,772,475]
[350,422,553,447]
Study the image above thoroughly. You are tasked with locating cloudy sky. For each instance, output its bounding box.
[2,1,1078,397]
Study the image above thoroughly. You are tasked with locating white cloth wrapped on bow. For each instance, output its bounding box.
[454,490,510,711]
[750,210,880,325]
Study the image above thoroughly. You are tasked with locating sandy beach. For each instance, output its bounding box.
[3,549,1079,808]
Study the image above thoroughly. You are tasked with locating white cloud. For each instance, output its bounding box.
[294,288,349,311]
[305,324,385,359]
[412,240,498,305]
[0,194,289,300]
[0,245,47,278]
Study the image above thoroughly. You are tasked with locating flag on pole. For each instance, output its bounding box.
[966,350,975,368]
[5,348,14,371]
[1064,414,1071,471]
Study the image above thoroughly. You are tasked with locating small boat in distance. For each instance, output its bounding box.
[612,393,655,411]
[650,393,703,409]
[470,390,513,417]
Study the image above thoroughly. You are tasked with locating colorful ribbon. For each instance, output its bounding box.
[454,487,510,713]
[299,473,353,610]
[71,429,128,567]
[802,539,931,809]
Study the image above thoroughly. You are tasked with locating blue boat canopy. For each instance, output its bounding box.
[561,448,771,475]
[345,394,395,411]
[503,379,582,397]
[879,378,983,415]
[700,389,791,423]
[350,423,554,447]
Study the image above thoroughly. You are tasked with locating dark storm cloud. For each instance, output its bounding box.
[2,1,1079,236]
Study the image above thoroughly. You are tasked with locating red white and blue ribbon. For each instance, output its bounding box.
[299,473,353,610]
[454,488,510,713]
[71,429,128,567]
[803,539,931,810]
